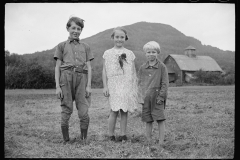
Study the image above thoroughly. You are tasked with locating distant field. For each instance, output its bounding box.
[5,86,234,158]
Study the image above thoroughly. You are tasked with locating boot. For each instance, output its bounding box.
[80,128,88,143]
[61,126,70,143]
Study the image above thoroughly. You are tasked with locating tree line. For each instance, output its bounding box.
[5,51,55,89]
[5,50,234,89]
[5,50,104,89]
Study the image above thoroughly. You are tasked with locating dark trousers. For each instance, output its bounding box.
[142,87,166,122]
[59,70,90,129]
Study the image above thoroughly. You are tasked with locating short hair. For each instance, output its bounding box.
[66,16,84,29]
[111,27,129,41]
[143,41,161,54]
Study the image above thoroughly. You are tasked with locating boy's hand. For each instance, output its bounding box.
[156,96,164,105]
[56,87,63,100]
[103,87,109,97]
[86,86,92,98]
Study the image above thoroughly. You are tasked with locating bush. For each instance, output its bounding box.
[192,70,235,85]
[192,70,206,83]
[5,61,55,89]
[5,64,26,89]
[224,74,235,85]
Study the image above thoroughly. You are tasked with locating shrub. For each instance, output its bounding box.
[192,70,235,85]
[224,74,235,85]
[5,61,55,89]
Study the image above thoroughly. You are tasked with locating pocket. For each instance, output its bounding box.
[59,71,69,87]
[59,73,64,86]
[80,50,87,62]
[59,74,65,100]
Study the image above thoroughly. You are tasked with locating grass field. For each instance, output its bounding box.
[5,86,235,158]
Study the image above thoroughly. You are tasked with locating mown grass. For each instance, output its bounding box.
[5,86,235,158]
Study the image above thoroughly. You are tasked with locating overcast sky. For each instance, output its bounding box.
[5,3,235,55]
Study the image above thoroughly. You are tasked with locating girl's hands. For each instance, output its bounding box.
[56,87,63,100]
[86,86,92,98]
[103,87,109,97]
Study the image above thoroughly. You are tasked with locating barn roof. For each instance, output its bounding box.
[168,54,223,72]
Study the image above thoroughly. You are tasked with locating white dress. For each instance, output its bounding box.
[103,47,138,112]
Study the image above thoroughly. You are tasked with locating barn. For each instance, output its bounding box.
[163,46,223,85]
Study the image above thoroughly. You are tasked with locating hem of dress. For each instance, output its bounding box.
[111,108,128,112]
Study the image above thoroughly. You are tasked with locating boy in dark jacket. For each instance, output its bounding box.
[138,41,169,147]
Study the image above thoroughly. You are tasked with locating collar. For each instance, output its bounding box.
[67,37,80,44]
[145,59,160,69]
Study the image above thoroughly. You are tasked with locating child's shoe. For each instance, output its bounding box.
[143,138,154,146]
[80,128,89,145]
[118,135,127,142]
[80,128,88,140]
[109,135,115,141]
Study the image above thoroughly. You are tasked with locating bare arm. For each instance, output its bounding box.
[137,66,142,86]
[132,61,138,89]
[132,61,137,77]
[55,59,61,88]
[86,61,92,87]
[85,61,92,97]
[102,59,109,97]
[55,59,63,99]
[102,59,108,88]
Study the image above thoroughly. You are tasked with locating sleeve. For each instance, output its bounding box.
[54,43,63,61]
[158,64,169,100]
[85,43,94,62]
[130,51,136,61]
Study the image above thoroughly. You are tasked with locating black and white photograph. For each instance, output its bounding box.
[5,2,235,158]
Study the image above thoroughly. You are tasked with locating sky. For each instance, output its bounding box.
[5,3,235,55]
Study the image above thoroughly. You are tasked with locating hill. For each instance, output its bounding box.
[21,21,235,87]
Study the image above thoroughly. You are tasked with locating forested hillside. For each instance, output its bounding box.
[5,22,235,88]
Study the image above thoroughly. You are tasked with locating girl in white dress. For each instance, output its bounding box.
[102,27,138,141]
